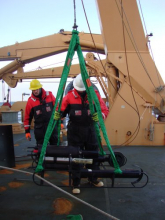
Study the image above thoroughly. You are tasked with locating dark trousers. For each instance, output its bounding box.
[34,123,58,145]
[67,122,100,186]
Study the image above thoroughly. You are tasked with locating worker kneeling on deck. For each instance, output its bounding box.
[24,79,58,145]
[60,74,109,194]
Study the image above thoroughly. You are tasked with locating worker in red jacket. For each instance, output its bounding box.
[24,79,58,145]
[60,74,109,194]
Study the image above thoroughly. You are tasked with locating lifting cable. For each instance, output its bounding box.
[73,0,78,30]
[81,0,141,146]
[118,0,141,146]
[138,0,162,86]
[81,0,163,146]
[116,0,163,99]
[35,29,121,175]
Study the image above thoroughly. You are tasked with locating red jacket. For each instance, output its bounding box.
[24,88,55,133]
[61,88,109,125]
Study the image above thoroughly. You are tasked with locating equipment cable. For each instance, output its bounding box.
[118,0,140,145]
[138,0,162,87]
[81,0,140,146]
[114,0,163,144]
[81,0,164,145]
[115,0,163,99]
[81,0,138,113]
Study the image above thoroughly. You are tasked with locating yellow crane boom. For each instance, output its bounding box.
[0,0,165,146]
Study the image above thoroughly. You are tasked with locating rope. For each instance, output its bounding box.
[0,165,119,220]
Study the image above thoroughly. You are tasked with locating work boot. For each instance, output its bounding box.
[89,180,104,187]
[72,186,80,194]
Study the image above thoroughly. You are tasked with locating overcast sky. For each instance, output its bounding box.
[0,0,165,102]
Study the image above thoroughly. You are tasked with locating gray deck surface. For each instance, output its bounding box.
[0,132,165,220]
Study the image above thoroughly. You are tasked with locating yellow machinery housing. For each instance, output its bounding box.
[0,0,165,145]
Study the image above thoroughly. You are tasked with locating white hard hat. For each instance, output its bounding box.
[73,74,86,91]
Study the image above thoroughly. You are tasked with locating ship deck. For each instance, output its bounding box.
[0,131,165,220]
